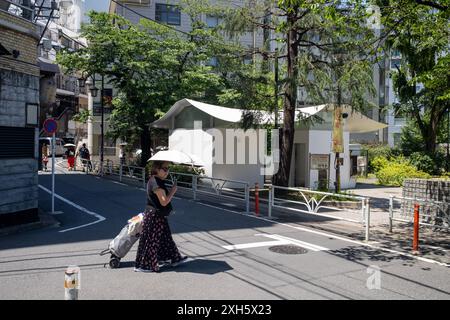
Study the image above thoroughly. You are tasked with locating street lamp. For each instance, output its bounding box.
[332,49,346,193]
[84,74,104,174]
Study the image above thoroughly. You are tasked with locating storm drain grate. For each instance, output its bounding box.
[268,245,308,254]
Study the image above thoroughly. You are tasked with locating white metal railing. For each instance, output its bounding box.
[266,184,371,241]
[95,160,146,188]
[166,172,250,214]
[388,195,449,232]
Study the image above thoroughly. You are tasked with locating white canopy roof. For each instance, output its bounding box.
[151,99,387,133]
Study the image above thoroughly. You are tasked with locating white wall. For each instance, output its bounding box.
[169,128,213,176]
[169,128,266,187]
[304,130,355,190]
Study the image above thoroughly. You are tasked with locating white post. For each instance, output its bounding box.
[192,175,197,201]
[64,265,80,300]
[51,132,55,213]
[268,185,273,218]
[365,198,370,242]
[389,195,394,233]
[245,184,250,214]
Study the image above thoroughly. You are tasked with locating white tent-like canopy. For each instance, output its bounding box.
[151,98,387,133]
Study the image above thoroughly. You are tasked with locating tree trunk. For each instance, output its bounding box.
[273,12,298,187]
[425,113,440,154]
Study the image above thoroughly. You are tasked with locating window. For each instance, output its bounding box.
[155,3,181,25]
[26,104,39,127]
[206,15,221,28]
[393,133,401,146]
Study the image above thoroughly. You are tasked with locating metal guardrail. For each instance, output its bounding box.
[94,160,146,188]
[167,172,250,214]
[266,184,371,241]
[82,161,375,240]
[389,195,449,232]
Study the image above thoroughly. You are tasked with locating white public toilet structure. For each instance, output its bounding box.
[151,99,386,190]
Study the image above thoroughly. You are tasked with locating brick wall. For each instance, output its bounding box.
[0,10,40,77]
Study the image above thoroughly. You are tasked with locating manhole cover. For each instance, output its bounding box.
[268,245,308,254]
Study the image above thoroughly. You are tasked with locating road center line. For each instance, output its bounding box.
[38,184,106,233]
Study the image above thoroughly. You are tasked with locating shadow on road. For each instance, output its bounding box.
[116,259,233,275]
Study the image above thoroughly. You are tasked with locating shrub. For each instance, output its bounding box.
[362,144,401,173]
[376,162,430,186]
[408,151,446,175]
[371,156,389,173]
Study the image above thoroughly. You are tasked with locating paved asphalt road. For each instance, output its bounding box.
[0,169,449,300]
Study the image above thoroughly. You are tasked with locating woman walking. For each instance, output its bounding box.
[134,161,187,272]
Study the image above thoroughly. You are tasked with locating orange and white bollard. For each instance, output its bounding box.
[413,203,419,253]
[255,183,260,216]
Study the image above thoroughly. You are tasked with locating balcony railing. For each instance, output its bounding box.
[0,0,34,21]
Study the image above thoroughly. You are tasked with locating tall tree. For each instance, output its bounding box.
[377,0,450,154]
[223,0,377,186]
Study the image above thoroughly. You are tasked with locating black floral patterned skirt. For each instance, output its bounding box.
[134,208,182,272]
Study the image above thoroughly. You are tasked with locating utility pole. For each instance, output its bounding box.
[447,104,449,172]
[274,48,279,129]
[100,75,104,174]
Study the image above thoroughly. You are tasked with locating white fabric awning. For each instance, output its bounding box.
[151,99,387,133]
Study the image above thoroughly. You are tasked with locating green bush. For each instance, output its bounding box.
[408,151,446,175]
[361,144,401,173]
[371,156,389,173]
[376,162,430,186]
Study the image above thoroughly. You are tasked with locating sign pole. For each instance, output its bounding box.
[43,118,58,214]
[52,132,55,213]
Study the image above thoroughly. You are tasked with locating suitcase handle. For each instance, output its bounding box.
[99,249,110,256]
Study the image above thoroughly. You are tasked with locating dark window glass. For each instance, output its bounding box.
[155,3,181,26]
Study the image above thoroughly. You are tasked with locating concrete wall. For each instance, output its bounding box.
[0,10,40,226]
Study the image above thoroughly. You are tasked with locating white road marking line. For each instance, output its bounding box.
[256,234,329,252]
[188,199,449,267]
[112,181,127,186]
[223,240,291,250]
[38,184,106,233]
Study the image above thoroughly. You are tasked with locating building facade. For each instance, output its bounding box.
[0,2,40,226]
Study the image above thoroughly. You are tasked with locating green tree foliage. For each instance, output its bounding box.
[222,0,379,186]
[377,0,450,155]
[57,11,225,166]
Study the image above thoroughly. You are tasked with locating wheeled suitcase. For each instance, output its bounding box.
[100,212,146,268]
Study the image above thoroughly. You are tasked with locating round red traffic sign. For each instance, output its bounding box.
[43,118,58,134]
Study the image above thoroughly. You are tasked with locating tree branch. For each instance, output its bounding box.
[415,0,448,11]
